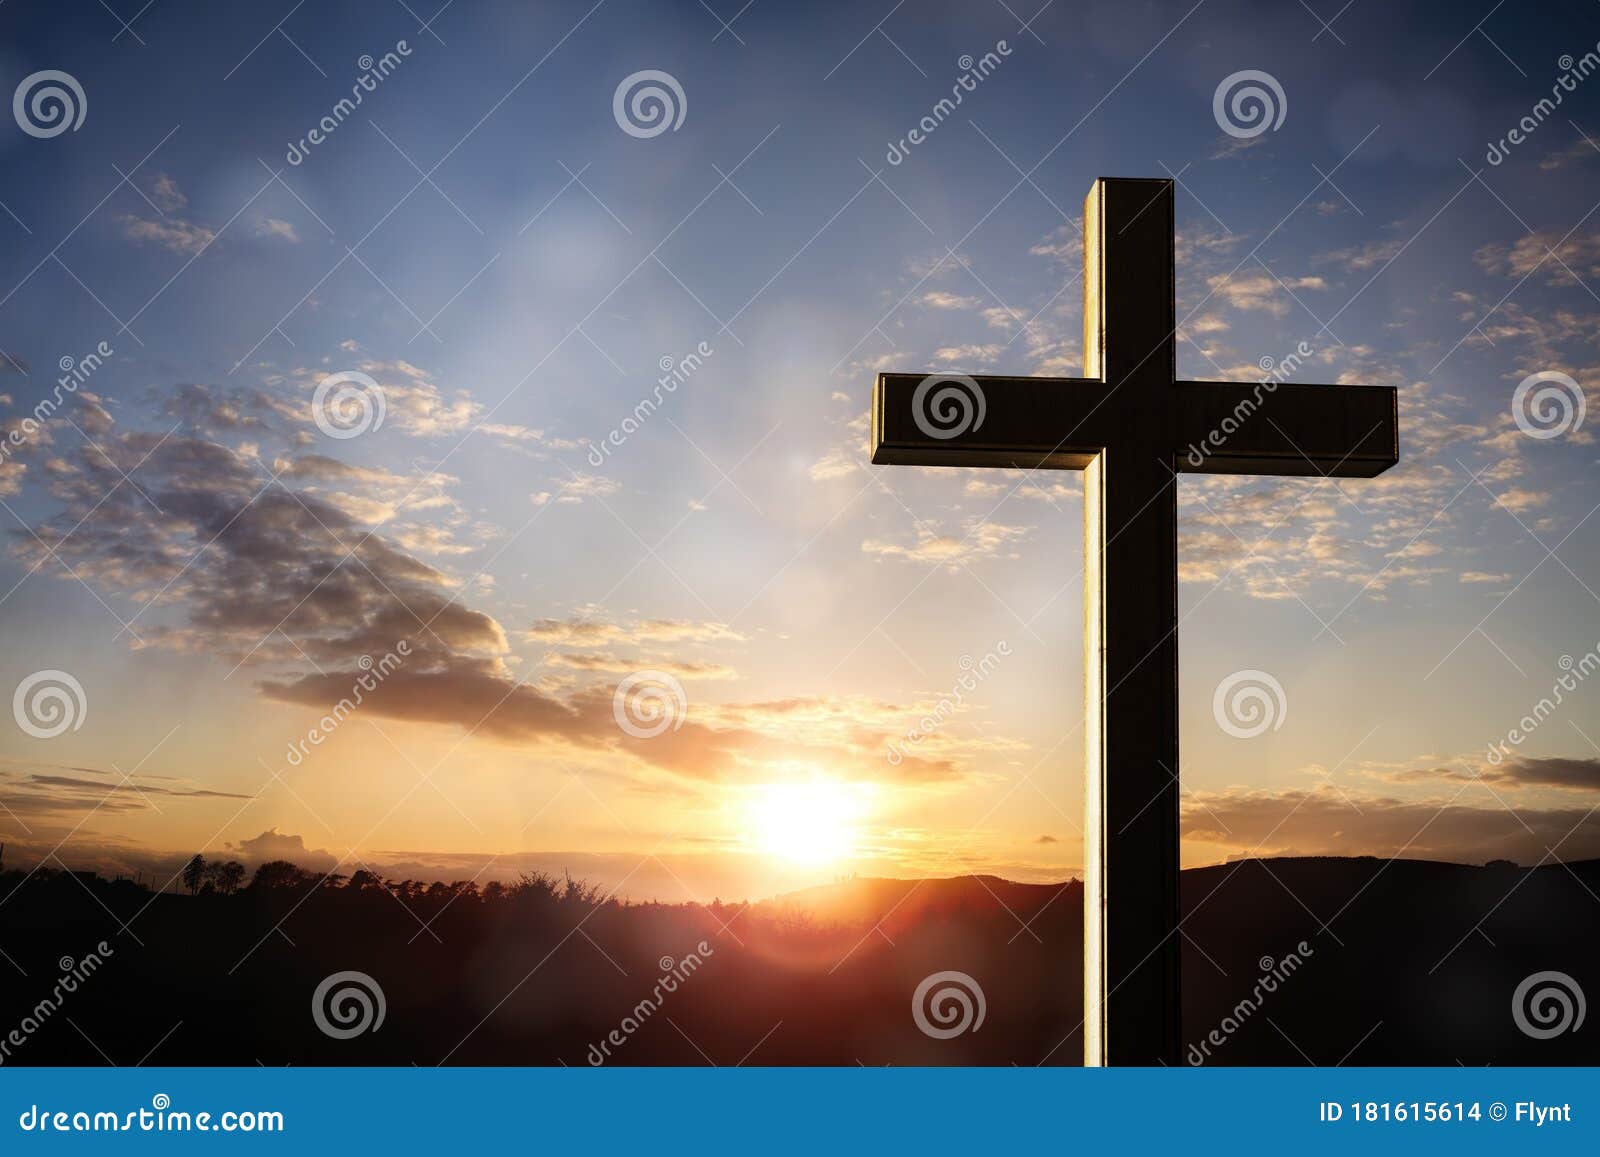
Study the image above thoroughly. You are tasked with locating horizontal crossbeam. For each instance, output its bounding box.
[871,373,1398,478]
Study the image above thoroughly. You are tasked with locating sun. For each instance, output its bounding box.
[748,780,862,866]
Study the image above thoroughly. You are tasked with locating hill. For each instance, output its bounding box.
[0,856,1594,1065]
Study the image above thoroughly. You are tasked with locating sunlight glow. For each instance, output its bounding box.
[748,780,862,865]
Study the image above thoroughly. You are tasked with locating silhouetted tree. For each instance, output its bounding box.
[250,860,310,890]
[208,860,246,895]
[181,854,207,895]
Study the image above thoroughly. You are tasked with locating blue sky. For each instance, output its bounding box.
[0,0,1597,898]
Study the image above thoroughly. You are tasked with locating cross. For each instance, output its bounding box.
[870,178,1398,1066]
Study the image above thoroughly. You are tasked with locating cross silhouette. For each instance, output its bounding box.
[870,178,1399,1065]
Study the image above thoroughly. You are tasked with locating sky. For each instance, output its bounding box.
[0,0,1597,901]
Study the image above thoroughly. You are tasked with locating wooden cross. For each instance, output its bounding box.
[870,178,1398,1065]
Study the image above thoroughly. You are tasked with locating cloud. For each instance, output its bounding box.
[224,828,338,872]
[1204,270,1326,316]
[1182,784,1600,864]
[862,519,1031,566]
[119,214,215,256]
[546,651,739,680]
[255,217,300,243]
[526,616,745,646]
[150,173,187,211]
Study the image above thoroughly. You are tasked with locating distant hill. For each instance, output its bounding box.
[0,856,1594,1065]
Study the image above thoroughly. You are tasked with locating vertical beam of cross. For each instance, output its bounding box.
[1081,178,1181,1067]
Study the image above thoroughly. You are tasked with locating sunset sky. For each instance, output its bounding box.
[0,0,1597,902]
